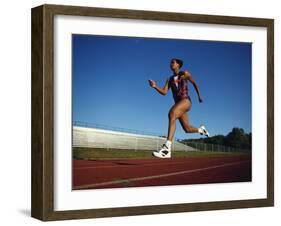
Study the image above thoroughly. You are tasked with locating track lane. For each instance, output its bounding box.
[73,155,251,189]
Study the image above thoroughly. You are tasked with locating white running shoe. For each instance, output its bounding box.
[199,125,210,137]
[152,144,171,158]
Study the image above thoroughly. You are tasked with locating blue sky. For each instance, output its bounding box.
[72,34,252,139]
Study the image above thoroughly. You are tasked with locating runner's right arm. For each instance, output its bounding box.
[148,79,170,96]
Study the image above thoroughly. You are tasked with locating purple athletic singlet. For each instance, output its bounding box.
[169,71,189,103]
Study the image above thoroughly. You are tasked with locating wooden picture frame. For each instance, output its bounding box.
[31,4,274,221]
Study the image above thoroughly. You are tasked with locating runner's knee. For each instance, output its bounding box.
[168,109,177,121]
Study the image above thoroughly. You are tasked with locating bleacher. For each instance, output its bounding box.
[73,126,196,151]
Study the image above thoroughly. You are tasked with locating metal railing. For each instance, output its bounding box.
[180,141,251,153]
[73,121,163,137]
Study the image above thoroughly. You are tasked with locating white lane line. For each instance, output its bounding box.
[74,160,250,189]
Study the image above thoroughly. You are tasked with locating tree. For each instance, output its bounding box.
[181,127,251,149]
[225,128,248,148]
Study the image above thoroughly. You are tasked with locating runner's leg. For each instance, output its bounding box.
[167,99,191,141]
[179,113,199,133]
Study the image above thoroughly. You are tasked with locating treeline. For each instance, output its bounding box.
[182,127,252,149]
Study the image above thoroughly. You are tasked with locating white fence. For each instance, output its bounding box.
[181,141,251,153]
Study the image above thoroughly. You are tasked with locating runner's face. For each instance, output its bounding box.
[170,60,179,70]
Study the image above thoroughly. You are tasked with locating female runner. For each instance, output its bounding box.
[149,58,209,158]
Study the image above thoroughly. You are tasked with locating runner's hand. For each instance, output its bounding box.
[199,96,203,103]
[148,79,157,88]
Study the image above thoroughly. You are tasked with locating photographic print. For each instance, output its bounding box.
[72,34,252,190]
[31,4,273,221]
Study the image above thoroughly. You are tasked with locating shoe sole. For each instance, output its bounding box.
[152,152,171,158]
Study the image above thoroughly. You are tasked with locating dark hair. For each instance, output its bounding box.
[171,58,183,68]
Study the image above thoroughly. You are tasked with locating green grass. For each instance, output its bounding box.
[73,147,250,160]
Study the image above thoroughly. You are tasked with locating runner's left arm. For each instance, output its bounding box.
[184,70,203,103]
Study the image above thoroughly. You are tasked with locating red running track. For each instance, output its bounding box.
[73,155,251,190]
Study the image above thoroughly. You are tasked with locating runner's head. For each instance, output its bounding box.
[170,58,183,71]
